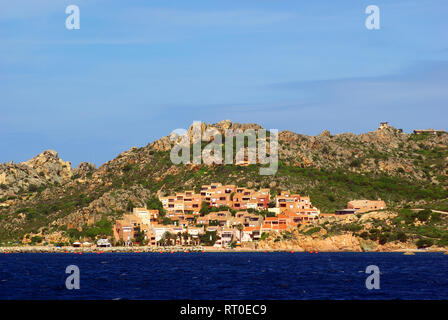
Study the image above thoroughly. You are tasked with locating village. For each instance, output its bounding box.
[111,182,386,249]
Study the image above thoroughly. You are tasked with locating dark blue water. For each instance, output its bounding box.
[0,252,447,300]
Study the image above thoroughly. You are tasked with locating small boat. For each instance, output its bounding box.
[403,252,415,255]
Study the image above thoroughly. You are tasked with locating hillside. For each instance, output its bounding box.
[247,209,448,251]
[0,120,447,245]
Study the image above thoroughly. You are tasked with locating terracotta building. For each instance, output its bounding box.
[347,199,386,213]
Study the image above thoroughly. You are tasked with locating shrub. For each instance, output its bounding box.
[417,226,442,238]
[430,212,441,223]
[378,233,390,245]
[282,231,294,240]
[359,231,369,240]
[341,223,363,232]
[416,238,434,249]
[437,235,448,247]
[303,227,321,235]
[417,209,431,222]
[67,228,81,239]
[260,232,269,241]
[30,236,43,244]
[349,158,362,167]
[122,164,134,172]
[82,218,113,239]
[28,184,39,192]
[395,231,407,243]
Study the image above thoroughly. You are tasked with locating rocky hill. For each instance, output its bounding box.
[0,120,447,245]
[0,150,73,196]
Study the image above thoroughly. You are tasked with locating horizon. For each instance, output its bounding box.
[1,0,448,167]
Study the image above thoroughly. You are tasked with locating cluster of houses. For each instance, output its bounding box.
[112,183,388,248]
[113,183,320,248]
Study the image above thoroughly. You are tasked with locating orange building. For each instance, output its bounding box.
[275,191,320,215]
[347,199,386,213]
[282,209,319,225]
[160,190,202,215]
[261,216,288,232]
[232,187,270,210]
[113,214,156,246]
[200,183,236,208]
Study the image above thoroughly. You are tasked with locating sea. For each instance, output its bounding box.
[0,252,447,300]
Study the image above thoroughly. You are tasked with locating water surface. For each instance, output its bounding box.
[0,252,446,299]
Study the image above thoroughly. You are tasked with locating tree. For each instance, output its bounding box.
[236,224,244,242]
[212,205,232,212]
[134,227,146,245]
[182,232,189,246]
[169,232,176,246]
[161,217,173,225]
[199,231,217,246]
[266,211,276,217]
[161,231,172,246]
[146,196,166,217]
[200,201,211,216]
[209,220,219,226]
[126,200,134,213]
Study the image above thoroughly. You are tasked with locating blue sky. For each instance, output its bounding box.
[1,0,447,166]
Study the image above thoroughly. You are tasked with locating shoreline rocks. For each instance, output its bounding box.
[1,245,446,254]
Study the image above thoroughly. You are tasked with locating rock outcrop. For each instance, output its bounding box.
[0,150,72,196]
[52,186,152,230]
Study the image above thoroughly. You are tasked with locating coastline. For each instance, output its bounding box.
[1,245,447,254]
